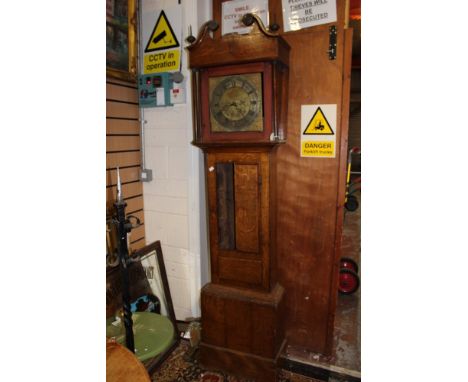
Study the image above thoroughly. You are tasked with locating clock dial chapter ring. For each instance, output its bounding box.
[210,76,260,131]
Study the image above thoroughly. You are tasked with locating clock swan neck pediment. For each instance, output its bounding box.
[187,14,290,69]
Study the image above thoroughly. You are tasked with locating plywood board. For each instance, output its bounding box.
[106,151,141,169]
[130,238,147,252]
[106,119,140,135]
[106,101,139,119]
[124,196,144,214]
[107,182,143,201]
[107,136,141,152]
[129,224,145,243]
[106,166,141,187]
[106,79,146,250]
[209,0,352,355]
[107,83,139,103]
[273,0,350,354]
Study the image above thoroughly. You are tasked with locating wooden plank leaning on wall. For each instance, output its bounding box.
[210,0,353,355]
[273,0,352,355]
[106,77,146,252]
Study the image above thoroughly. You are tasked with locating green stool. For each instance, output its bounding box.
[106,312,175,361]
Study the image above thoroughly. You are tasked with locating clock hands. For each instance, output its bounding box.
[223,100,247,108]
[221,100,249,119]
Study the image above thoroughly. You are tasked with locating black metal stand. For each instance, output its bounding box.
[114,198,135,353]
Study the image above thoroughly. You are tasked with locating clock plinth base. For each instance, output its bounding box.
[200,282,285,381]
[199,340,286,382]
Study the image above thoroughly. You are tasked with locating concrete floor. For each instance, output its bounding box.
[331,196,361,378]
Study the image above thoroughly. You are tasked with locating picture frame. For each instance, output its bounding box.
[135,241,177,331]
[106,0,137,82]
[133,241,180,373]
[105,241,180,374]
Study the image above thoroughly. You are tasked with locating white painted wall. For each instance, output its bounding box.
[140,0,212,321]
[196,0,213,308]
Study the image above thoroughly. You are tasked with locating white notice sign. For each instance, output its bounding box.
[222,0,269,35]
[282,0,336,32]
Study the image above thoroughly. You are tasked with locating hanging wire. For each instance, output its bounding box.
[137,0,147,170]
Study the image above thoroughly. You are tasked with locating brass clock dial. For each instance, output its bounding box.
[209,73,263,132]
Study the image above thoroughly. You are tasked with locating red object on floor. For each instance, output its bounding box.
[340,257,359,273]
[339,268,360,295]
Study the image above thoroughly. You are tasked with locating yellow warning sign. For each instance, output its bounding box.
[301,141,335,157]
[144,49,180,74]
[303,107,334,135]
[145,10,180,53]
[301,104,337,158]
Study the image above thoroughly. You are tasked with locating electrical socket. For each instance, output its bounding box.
[141,169,153,182]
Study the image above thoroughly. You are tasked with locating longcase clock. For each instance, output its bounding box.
[188,14,290,381]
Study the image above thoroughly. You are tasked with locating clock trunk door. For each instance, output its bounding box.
[207,151,270,291]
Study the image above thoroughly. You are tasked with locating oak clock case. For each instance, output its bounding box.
[187,14,290,381]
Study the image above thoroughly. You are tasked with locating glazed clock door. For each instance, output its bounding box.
[206,151,271,291]
[199,62,274,143]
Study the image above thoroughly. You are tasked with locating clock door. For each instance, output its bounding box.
[199,62,274,143]
[206,151,271,291]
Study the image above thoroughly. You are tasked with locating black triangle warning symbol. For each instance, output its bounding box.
[144,10,180,53]
[303,107,334,135]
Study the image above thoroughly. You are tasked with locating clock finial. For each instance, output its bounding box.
[241,13,280,37]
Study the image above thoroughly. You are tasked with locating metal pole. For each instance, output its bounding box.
[114,168,135,352]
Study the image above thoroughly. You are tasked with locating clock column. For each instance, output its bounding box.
[187,15,290,381]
